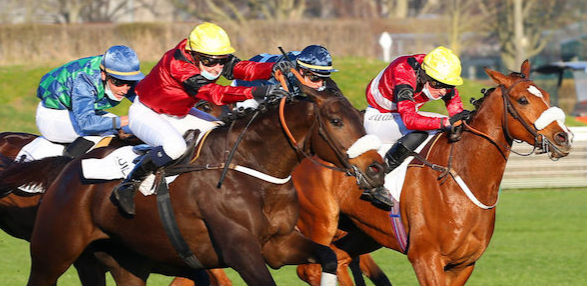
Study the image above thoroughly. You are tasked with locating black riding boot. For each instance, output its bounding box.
[361,131,429,211]
[111,151,162,216]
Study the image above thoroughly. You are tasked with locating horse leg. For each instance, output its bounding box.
[263,230,337,286]
[446,264,475,286]
[73,249,107,286]
[358,254,392,286]
[204,217,276,286]
[169,269,232,286]
[349,256,366,286]
[408,253,446,286]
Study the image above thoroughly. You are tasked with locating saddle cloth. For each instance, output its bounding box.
[81,145,178,196]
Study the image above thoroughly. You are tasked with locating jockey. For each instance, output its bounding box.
[36,45,144,158]
[232,44,338,108]
[112,22,292,216]
[362,46,472,208]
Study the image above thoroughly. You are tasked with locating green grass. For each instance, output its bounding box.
[1,189,586,285]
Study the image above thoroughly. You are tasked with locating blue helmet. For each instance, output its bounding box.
[296,45,338,77]
[100,45,144,81]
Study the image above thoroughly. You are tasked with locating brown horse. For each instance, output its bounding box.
[0,132,115,286]
[7,85,385,286]
[0,132,234,286]
[294,60,573,286]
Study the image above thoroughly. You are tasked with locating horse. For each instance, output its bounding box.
[169,99,393,286]
[0,133,236,286]
[0,132,115,286]
[293,60,573,286]
[3,85,386,286]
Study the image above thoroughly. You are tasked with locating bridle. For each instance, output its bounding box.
[278,95,375,188]
[462,77,565,160]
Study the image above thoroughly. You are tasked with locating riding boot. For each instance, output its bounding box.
[360,186,394,211]
[361,131,428,210]
[111,146,172,216]
[384,131,429,173]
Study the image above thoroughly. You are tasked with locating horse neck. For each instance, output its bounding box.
[443,90,513,203]
[211,101,316,178]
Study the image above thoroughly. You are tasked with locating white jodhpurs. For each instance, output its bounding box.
[36,103,79,143]
[363,106,445,150]
[129,99,222,160]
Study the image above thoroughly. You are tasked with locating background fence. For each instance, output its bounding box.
[501,126,587,189]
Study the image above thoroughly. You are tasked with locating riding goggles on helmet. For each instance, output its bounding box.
[301,68,330,82]
[107,75,136,87]
[196,54,229,67]
[425,73,455,90]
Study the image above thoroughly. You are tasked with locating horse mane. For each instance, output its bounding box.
[0,155,72,193]
[216,94,312,125]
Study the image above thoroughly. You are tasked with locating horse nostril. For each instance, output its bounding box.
[554,132,568,145]
[368,163,384,175]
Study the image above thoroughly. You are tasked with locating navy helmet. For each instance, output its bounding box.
[296,45,338,77]
[100,45,145,81]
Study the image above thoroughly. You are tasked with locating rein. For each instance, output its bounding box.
[276,70,355,175]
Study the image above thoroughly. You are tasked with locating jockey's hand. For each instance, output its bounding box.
[221,55,241,80]
[449,110,472,125]
[272,61,294,78]
[252,84,290,101]
[117,128,134,141]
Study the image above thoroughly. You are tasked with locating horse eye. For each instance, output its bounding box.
[330,118,343,127]
[518,97,529,105]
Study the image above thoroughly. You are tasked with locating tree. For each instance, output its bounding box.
[488,0,586,70]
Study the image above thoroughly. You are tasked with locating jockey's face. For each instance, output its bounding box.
[197,53,228,79]
[101,71,134,99]
[300,69,326,89]
[424,81,453,100]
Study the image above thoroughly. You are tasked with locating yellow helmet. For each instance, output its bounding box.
[422,46,463,86]
[186,22,236,56]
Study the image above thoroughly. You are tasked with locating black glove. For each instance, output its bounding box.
[449,110,472,125]
[251,84,290,100]
[272,60,294,78]
[221,55,241,80]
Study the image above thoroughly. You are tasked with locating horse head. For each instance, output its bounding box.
[290,85,385,189]
[483,60,572,159]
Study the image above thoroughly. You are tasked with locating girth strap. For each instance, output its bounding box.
[156,173,204,269]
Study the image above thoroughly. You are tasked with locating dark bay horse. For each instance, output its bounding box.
[294,60,573,286]
[0,132,113,286]
[0,132,234,286]
[9,85,385,286]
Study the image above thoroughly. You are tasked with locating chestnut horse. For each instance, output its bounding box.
[294,60,573,286]
[7,85,385,286]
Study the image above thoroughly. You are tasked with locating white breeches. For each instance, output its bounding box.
[36,103,79,143]
[363,106,445,150]
[129,99,222,160]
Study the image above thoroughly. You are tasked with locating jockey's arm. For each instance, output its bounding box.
[71,75,120,135]
[443,89,465,117]
[396,87,445,131]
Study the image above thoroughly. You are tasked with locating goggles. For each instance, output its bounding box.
[197,54,229,67]
[426,74,455,91]
[107,75,136,87]
[302,69,329,83]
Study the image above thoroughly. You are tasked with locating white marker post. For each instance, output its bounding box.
[379,32,393,62]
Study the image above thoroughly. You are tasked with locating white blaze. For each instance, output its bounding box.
[347,135,382,159]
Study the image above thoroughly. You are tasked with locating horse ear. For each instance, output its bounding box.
[520,59,530,78]
[484,67,510,86]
